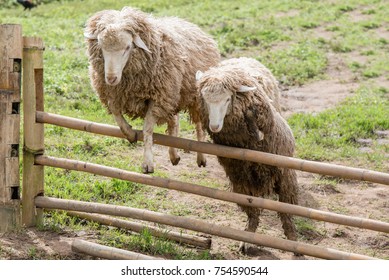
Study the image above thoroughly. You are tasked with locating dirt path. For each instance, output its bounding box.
[281,51,358,117]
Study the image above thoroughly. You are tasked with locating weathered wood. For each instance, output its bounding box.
[35,155,389,234]
[0,144,5,202]
[35,111,389,186]
[0,24,22,232]
[37,196,378,260]
[22,37,44,151]
[66,211,211,249]
[0,25,22,89]
[22,153,44,226]
[5,114,20,144]
[71,239,163,260]
[22,36,45,227]
[5,158,19,187]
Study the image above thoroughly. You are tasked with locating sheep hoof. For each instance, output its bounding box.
[239,242,262,255]
[239,241,249,254]
[170,156,181,166]
[197,154,207,167]
[142,163,154,174]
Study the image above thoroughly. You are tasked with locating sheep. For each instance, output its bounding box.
[84,7,220,173]
[219,57,281,113]
[196,58,299,253]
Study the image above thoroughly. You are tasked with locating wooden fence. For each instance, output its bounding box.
[0,24,22,232]
[1,24,388,260]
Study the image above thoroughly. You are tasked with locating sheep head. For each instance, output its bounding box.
[84,9,152,86]
[196,70,256,133]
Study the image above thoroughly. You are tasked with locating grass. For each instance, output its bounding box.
[288,86,389,169]
[0,0,388,259]
[295,218,326,241]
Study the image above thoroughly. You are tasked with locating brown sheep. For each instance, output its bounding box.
[84,7,220,173]
[196,58,299,253]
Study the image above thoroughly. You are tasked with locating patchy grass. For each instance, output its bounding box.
[0,0,388,259]
[289,86,389,169]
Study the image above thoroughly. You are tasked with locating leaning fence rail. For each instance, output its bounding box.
[35,196,378,260]
[71,239,164,260]
[35,111,389,186]
[35,155,389,234]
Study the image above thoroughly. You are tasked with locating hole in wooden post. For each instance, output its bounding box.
[11,144,19,157]
[13,59,21,73]
[12,102,20,114]
[11,186,20,200]
[35,68,44,111]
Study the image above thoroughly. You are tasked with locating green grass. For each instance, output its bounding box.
[289,86,389,169]
[295,217,326,241]
[1,0,389,259]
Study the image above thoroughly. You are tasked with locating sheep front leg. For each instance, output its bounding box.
[239,212,260,254]
[194,119,207,167]
[167,114,181,165]
[113,114,137,143]
[142,102,156,174]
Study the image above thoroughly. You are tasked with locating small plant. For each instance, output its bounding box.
[295,218,326,241]
[361,21,380,30]
[27,247,38,259]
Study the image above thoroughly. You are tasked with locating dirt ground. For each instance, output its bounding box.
[1,44,388,260]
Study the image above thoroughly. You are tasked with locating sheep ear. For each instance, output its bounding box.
[196,71,204,81]
[134,34,152,53]
[84,31,98,40]
[257,130,264,141]
[237,85,256,93]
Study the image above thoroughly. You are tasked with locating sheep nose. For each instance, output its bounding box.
[210,124,221,133]
[106,76,117,85]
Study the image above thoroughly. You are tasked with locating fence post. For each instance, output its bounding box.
[22,37,45,227]
[0,24,23,232]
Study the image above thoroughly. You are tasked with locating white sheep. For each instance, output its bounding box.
[84,7,220,173]
[196,57,299,253]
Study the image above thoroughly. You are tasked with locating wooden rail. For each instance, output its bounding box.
[36,196,378,260]
[35,155,389,234]
[72,239,163,260]
[35,111,389,186]
[66,211,211,249]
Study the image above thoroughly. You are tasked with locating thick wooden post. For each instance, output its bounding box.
[0,24,22,232]
[22,37,45,227]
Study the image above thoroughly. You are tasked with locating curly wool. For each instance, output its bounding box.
[85,7,220,125]
[218,57,281,112]
[198,61,298,219]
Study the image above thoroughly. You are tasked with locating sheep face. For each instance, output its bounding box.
[97,28,133,86]
[197,70,256,133]
[86,25,151,86]
[200,86,233,133]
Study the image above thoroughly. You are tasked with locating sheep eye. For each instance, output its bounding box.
[123,45,131,55]
[226,98,231,103]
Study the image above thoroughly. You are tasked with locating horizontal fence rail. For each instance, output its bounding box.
[72,239,163,260]
[35,111,389,186]
[35,155,389,234]
[36,196,377,260]
[66,211,211,249]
